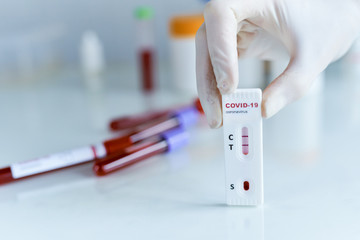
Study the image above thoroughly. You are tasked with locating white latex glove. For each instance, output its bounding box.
[196,0,360,128]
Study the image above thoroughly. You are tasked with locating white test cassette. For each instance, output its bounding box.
[222,88,264,206]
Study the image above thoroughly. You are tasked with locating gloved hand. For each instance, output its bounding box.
[196,0,360,128]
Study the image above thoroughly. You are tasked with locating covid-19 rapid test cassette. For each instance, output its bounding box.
[222,88,263,206]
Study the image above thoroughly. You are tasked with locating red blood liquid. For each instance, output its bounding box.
[94,137,167,176]
[140,49,154,92]
[243,181,250,191]
[105,116,179,155]
[109,98,203,132]
[103,134,134,155]
[0,167,14,185]
[109,110,170,131]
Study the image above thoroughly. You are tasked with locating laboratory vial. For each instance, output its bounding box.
[169,14,203,97]
[135,6,156,92]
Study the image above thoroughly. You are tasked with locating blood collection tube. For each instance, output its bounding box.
[0,107,199,185]
[94,128,188,176]
[109,98,203,131]
[135,6,155,92]
[0,143,106,185]
[103,107,199,153]
[109,109,170,131]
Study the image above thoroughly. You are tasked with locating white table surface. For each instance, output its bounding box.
[0,66,360,240]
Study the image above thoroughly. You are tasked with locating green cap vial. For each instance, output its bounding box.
[134,6,154,20]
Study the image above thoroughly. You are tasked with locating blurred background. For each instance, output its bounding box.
[0,0,203,86]
[1,0,360,239]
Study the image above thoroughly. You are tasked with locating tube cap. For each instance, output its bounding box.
[173,107,199,129]
[169,14,204,38]
[162,128,189,153]
[194,98,204,114]
[134,6,154,20]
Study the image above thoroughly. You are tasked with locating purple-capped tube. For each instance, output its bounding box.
[161,127,189,152]
[129,106,199,143]
[93,127,189,176]
[172,107,199,129]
